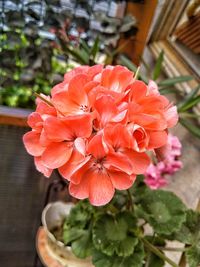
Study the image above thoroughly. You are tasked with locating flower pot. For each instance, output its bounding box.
[42,201,94,267]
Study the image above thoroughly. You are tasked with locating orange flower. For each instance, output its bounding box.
[23,65,178,206]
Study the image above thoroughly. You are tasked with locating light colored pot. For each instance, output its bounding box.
[42,201,93,267]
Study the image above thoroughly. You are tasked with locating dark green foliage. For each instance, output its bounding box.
[51,185,200,267]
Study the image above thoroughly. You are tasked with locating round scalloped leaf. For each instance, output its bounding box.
[162,209,200,244]
[92,241,145,267]
[68,200,95,229]
[139,190,186,235]
[92,212,138,257]
[71,230,93,259]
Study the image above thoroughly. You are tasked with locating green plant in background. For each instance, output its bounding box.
[0,29,71,109]
[118,52,200,139]
[51,178,200,267]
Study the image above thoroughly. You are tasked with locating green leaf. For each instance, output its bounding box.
[178,85,200,108]
[63,225,85,244]
[71,230,93,259]
[167,209,200,267]
[153,50,164,80]
[138,189,186,235]
[159,87,177,95]
[80,39,91,54]
[164,210,200,244]
[92,241,145,267]
[179,118,200,139]
[158,76,193,87]
[90,37,100,60]
[65,46,89,65]
[93,212,138,257]
[186,245,200,267]
[67,200,95,229]
[178,95,200,112]
[118,55,149,83]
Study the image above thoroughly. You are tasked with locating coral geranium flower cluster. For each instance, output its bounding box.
[23,65,178,206]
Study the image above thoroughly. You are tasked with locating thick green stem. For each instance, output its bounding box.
[141,238,179,267]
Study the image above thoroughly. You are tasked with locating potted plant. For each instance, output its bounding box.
[23,64,200,267]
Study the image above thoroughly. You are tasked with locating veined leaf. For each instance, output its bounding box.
[138,189,186,235]
[63,226,85,244]
[92,212,138,257]
[71,230,93,259]
[92,241,145,267]
[158,76,193,87]
[153,50,164,80]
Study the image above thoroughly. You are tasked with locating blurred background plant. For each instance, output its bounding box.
[0,0,137,109]
[0,28,71,109]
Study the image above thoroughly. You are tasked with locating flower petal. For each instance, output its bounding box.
[104,124,133,149]
[148,130,168,149]
[23,131,45,156]
[94,95,118,127]
[69,159,91,184]
[44,116,73,141]
[42,142,73,168]
[108,170,136,190]
[59,151,90,181]
[74,137,86,155]
[88,170,114,206]
[87,134,106,159]
[69,178,90,200]
[36,101,57,117]
[123,149,150,174]
[104,152,133,175]
[165,106,178,128]
[51,81,68,96]
[129,81,147,102]
[63,114,93,138]
[68,74,89,106]
[27,112,43,132]
[52,91,80,115]
[34,156,53,177]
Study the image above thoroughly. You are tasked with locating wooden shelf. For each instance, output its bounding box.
[0,105,32,127]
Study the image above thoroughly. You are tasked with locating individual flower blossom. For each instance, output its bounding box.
[144,134,183,189]
[156,134,182,161]
[23,65,179,206]
[144,163,168,190]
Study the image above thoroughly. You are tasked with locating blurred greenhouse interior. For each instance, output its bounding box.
[0,0,200,267]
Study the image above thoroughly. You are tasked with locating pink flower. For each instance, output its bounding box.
[155,134,182,161]
[144,163,168,189]
[145,134,183,189]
